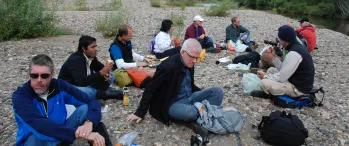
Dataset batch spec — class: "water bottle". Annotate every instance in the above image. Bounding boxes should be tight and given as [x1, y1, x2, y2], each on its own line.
[123, 87, 129, 106]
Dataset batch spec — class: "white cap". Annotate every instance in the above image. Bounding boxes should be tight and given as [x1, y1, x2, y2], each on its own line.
[193, 15, 204, 22]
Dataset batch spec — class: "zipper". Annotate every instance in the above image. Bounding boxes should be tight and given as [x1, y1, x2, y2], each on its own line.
[42, 101, 48, 117]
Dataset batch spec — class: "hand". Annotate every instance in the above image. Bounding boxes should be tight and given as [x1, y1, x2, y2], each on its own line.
[198, 34, 205, 40]
[144, 58, 153, 64]
[75, 121, 93, 139]
[103, 73, 111, 81]
[261, 47, 276, 64]
[257, 71, 265, 79]
[126, 114, 142, 124]
[170, 36, 177, 41]
[241, 34, 248, 41]
[87, 132, 105, 146]
[100, 62, 113, 76]
[136, 62, 147, 67]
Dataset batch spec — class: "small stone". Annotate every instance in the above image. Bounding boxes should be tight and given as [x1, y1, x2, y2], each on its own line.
[317, 127, 330, 134]
[172, 135, 180, 141]
[153, 142, 162, 146]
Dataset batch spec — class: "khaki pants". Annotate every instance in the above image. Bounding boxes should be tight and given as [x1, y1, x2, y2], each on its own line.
[260, 67, 304, 97]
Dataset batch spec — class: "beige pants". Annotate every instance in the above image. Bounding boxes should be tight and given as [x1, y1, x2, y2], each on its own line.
[260, 67, 304, 97]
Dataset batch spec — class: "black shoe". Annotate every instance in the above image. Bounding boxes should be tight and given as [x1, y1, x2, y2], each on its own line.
[206, 47, 218, 53]
[103, 89, 123, 100]
[188, 123, 209, 145]
[250, 90, 271, 99]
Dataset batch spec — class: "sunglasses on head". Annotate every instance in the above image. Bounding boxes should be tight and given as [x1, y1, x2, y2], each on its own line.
[29, 73, 51, 79]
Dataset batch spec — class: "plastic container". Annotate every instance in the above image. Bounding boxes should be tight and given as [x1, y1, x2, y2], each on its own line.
[115, 132, 139, 146]
[123, 87, 129, 106]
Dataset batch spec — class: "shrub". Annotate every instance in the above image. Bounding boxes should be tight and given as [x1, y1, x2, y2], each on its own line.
[168, 0, 197, 6]
[168, 13, 186, 37]
[74, 0, 88, 11]
[204, 2, 231, 17]
[96, 11, 129, 37]
[151, 0, 161, 7]
[0, 0, 63, 41]
[98, 0, 122, 11]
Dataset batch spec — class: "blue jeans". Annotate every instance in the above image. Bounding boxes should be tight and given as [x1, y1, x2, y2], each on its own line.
[199, 37, 214, 48]
[74, 71, 114, 99]
[168, 87, 223, 122]
[238, 32, 251, 44]
[24, 105, 88, 146]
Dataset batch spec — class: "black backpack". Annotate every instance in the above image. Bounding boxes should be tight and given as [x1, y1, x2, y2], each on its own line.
[258, 111, 308, 146]
[232, 52, 260, 68]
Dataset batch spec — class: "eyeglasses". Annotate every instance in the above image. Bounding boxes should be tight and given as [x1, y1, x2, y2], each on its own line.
[184, 51, 200, 61]
[29, 73, 51, 79]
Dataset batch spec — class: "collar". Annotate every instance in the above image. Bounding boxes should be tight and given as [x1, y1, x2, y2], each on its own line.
[83, 53, 93, 66]
[179, 54, 188, 72]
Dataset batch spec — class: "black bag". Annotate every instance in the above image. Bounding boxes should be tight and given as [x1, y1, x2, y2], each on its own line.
[232, 52, 260, 68]
[272, 87, 325, 109]
[258, 111, 308, 146]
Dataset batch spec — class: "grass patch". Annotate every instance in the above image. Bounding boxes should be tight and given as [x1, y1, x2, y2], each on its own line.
[168, 0, 197, 6]
[98, 0, 122, 11]
[204, 2, 233, 17]
[151, 0, 161, 7]
[168, 13, 186, 37]
[96, 11, 129, 37]
[0, 0, 66, 41]
[74, 0, 89, 11]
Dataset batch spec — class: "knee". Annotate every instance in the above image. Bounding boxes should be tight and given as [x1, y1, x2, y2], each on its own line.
[75, 104, 88, 117]
[183, 110, 199, 122]
[212, 87, 224, 99]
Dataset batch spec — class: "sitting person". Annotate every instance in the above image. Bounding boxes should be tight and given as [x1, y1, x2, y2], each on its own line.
[58, 35, 123, 100]
[225, 16, 251, 44]
[12, 54, 111, 146]
[295, 18, 317, 52]
[184, 15, 214, 49]
[109, 25, 155, 77]
[126, 38, 223, 124]
[153, 19, 181, 59]
[252, 25, 315, 98]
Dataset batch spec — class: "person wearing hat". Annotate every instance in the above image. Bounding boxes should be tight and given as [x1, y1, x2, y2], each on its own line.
[251, 25, 315, 98]
[184, 15, 214, 49]
[295, 18, 317, 52]
[225, 16, 251, 44]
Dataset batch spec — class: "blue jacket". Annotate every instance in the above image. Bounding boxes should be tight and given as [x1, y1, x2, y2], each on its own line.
[12, 78, 101, 146]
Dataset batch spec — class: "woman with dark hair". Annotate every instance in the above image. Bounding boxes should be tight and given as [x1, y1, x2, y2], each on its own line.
[154, 19, 181, 59]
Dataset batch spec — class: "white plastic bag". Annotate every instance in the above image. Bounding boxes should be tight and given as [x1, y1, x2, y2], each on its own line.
[117, 132, 138, 146]
[259, 44, 271, 55]
[235, 40, 249, 52]
[227, 63, 251, 71]
[242, 73, 262, 94]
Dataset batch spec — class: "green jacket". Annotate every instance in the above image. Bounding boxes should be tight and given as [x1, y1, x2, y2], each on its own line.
[225, 24, 250, 42]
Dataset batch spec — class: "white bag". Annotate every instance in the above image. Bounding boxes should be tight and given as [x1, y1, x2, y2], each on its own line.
[235, 40, 249, 52]
[242, 73, 262, 94]
[227, 63, 251, 71]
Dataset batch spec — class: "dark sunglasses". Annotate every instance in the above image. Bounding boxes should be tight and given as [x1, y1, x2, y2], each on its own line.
[29, 73, 51, 79]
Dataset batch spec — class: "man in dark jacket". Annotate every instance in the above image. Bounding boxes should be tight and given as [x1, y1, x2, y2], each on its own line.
[184, 15, 215, 49]
[58, 35, 123, 100]
[253, 25, 315, 98]
[12, 54, 111, 146]
[126, 38, 224, 125]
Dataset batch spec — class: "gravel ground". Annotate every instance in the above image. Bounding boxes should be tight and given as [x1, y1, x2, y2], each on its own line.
[1, 0, 349, 145]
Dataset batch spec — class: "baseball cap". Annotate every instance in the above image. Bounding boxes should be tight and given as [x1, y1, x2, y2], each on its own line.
[193, 15, 204, 22]
[298, 18, 309, 23]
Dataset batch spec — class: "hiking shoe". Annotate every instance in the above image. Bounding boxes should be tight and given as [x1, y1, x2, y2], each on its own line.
[206, 47, 218, 53]
[250, 90, 271, 99]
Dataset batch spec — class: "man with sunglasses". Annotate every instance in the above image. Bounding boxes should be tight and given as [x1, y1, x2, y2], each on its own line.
[126, 38, 224, 126]
[58, 35, 123, 100]
[12, 54, 112, 146]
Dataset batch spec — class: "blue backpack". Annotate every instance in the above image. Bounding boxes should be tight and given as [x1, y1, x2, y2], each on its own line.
[149, 34, 156, 54]
[272, 87, 325, 109]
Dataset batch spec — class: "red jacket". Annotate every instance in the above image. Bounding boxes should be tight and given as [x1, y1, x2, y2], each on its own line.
[296, 25, 317, 52]
[184, 23, 206, 40]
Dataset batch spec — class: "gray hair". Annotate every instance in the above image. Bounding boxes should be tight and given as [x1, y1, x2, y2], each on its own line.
[29, 54, 54, 73]
[181, 38, 202, 53]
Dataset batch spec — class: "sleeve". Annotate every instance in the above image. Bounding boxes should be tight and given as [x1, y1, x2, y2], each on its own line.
[272, 57, 283, 70]
[115, 59, 137, 69]
[62, 81, 102, 125]
[132, 50, 145, 62]
[295, 28, 302, 33]
[91, 58, 104, 73]
[67, 57, 104, 86]
[225, 26, 232, 41]
[184, 27, 192, 40]
[110, 45, 123, 61]
[240, 25, 250, 35]
[155, 33, 172, 51]
[134, 65, 168, 118]
[12, 90, 77, 143]
[265, 51, 303, 82]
